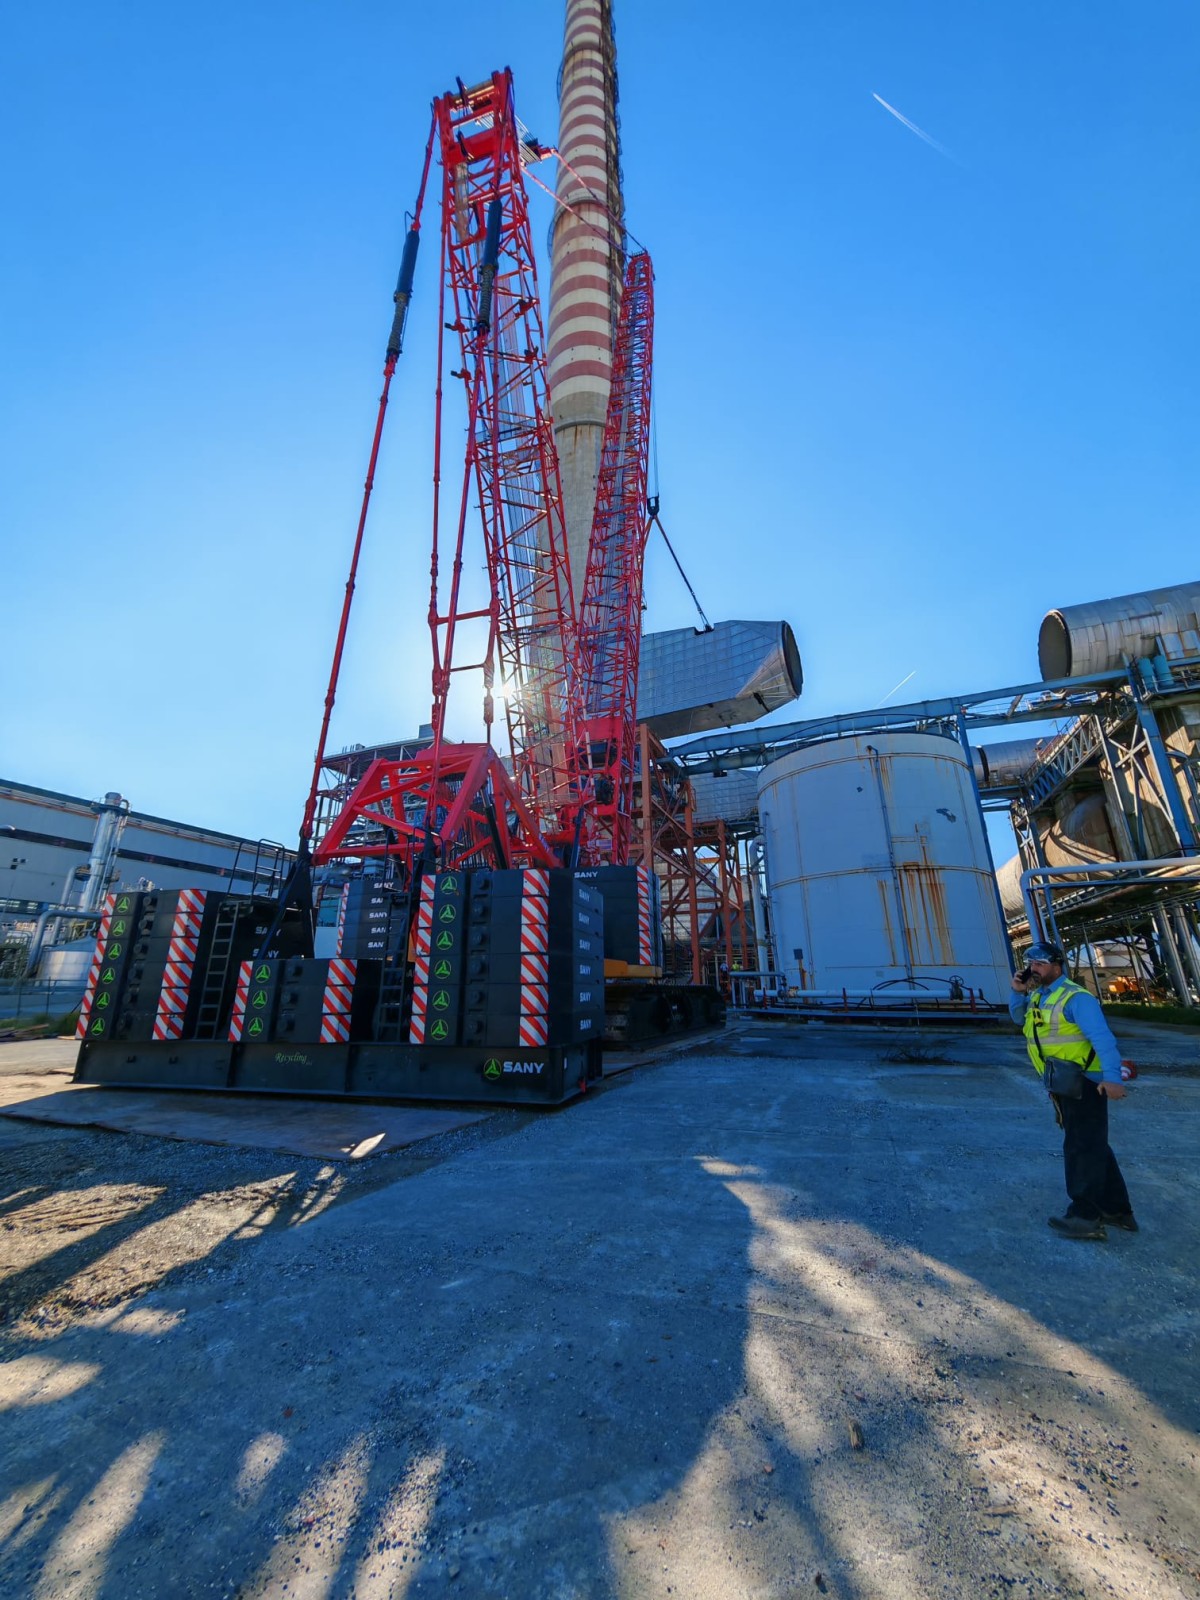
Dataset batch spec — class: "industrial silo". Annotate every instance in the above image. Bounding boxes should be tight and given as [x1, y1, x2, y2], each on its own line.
[757, 732, 1012, 1002]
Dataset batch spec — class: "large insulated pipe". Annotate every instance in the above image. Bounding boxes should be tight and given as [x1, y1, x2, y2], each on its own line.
[24, 885, 99, 979]
[548, 0, 624, 593]
[78, 792, 128, 915]
[1038, 581, 1200, 679]
[748, 836, 771, 977]
[1153, 908, 1193, 1006]
[1172, 907, 1200, 999]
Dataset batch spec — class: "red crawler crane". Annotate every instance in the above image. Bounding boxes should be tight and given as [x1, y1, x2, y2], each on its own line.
[312, 72, 592, 876]
[577, 250, 654, 865]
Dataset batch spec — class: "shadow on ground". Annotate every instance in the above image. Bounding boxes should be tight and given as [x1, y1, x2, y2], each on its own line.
[1, 1034, 1198, 1599]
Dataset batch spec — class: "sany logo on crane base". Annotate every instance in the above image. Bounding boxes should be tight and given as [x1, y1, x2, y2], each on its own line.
[483, 1057, 545, 1080]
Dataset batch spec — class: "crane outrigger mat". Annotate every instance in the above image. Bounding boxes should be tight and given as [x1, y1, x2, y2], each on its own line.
[75, 1040, 235, 1090]
[74, 1038, 601, 1107]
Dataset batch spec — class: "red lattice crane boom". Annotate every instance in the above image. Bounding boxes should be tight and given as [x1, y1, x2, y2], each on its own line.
[430, 72, 588, 837]
[313, 72, 593, 874]
[577, 250, 655, 865]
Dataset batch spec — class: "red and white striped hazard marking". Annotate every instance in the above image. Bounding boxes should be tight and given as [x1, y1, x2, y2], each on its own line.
[161, 957, 195, 990]
[326, 958, 355, 991]
[334, 882, 351, 957]
[154, 890, 208, 1041]
[408, 980, 428, 1043]
[175, 888, 206, 925]
[153, 988, 191, 1041]
[520, 983, 548, 1019]
[320, 1011, 351, 1044]
[637, 865, 654, 965]
[227, 960, 254, 1041]
[519, 952, 549, 986]
[515, 868, 551, 1046]
[519, 880, 549, 957]
[408, 878, 438, 1042]
[166, 929, 199, 964]
[518, 1014, 549, 1047]
[412, 876, 435, 958]
[320, 960, 355, 1045]
[77, 893, 117, 1038]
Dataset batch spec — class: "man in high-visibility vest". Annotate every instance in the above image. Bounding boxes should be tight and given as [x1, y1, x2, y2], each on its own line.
[1010, 940, 1136, 1240]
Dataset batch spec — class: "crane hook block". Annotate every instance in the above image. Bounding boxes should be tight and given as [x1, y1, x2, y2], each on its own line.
[474, 199, 503, 334]
[386, 228, 421, 360]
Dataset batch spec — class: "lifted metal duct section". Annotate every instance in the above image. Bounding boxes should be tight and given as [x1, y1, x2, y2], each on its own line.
[1039, 581, 1200, 679]
[638, 620, 802, 740]
[972, 739, 1046, 788]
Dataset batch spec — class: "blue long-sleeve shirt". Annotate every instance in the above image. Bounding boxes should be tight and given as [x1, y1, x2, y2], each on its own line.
[1008, 977, 1124, 1083]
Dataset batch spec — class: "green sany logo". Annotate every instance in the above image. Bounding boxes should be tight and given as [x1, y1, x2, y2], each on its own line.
[96, 992, 111, 1009]
[112, 919, 128, 936]
[90, 1018, 106, 1035]
[248, 1017, 265, 1037]
[251, 991, 268, 1009]
[100, 967, 117, 985]
[435, 931, 454, 950]
[431, 1019, 449, 1041]
[116, 896, 131, 912]
[440, 873, 460, 894]
[434, 959, 452, 978]
[483, 1058, 501, 1081]
[107, 943, 123, 960]
[438, 905, 457, 924]
[254, 964, 272, 983]
[432, 990, 450, 1011]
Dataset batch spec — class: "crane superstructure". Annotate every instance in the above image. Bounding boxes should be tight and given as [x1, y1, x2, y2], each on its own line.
[310, 68, 654, 882]
[314, 72, 600, 875]
[71, 56, 728, 1113]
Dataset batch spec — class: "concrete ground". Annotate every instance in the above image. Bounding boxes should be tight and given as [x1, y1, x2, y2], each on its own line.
[1, 1018, 1198, 1600]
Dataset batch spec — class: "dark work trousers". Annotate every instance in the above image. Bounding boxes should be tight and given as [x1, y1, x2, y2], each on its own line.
[1053, 1078, 1132, 1220]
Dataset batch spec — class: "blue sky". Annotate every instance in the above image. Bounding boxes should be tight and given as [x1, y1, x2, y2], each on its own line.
[3, 1, 1197, 846]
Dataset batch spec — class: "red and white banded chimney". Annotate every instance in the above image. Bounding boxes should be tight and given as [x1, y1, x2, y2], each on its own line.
[548, 0, 625, 593]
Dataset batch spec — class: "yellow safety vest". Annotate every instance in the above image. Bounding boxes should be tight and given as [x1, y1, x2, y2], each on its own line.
[1022, 978, 1100, 1078]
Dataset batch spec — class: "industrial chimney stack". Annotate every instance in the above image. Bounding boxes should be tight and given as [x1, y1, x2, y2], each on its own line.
[548, 0, 625, 593]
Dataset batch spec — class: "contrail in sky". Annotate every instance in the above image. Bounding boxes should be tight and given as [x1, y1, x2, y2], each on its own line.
[872, 92, 955, 161]
[880, 670, 916, 704]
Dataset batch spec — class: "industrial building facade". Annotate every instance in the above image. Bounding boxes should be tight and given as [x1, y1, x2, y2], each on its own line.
[0, 777, 293, 981]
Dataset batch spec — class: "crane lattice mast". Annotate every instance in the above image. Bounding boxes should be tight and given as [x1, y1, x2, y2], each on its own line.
[577, 250, 654, 865]
[314, 72, 592, 873]
[429, 72, 590, 838]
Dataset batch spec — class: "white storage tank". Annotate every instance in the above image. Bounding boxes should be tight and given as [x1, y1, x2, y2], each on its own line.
[758, 732, 1012, 1002]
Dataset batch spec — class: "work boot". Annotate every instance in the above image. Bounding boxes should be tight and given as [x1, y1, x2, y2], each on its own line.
[1101, 1211, 1139, 1232]
[1048, 1214, 1107, 1240]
